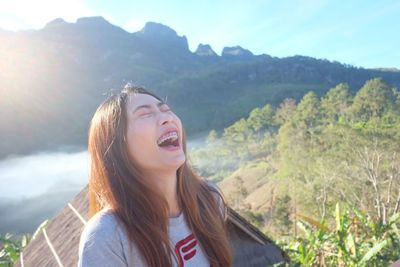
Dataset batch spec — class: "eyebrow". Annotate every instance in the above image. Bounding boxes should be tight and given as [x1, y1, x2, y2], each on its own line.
[132, 101, 167, 114]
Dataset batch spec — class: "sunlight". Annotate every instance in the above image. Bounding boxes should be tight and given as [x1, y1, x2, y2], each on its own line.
[0, 0, 93, 31]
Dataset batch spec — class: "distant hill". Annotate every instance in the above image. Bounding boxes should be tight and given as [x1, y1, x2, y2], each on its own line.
[1, 16, 399, 159]
[189, 76, 399, 231]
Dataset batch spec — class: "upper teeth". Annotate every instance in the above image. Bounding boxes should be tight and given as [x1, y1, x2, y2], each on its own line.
[157, 131, 178, 145]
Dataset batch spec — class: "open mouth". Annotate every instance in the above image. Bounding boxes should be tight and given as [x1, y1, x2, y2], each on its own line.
[157, 131, 180, 149]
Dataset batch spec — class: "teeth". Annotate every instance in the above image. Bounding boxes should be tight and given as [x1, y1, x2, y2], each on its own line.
[157, 131, 178, 145]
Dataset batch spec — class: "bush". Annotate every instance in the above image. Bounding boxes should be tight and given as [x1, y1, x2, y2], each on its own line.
[275, 203, 400, 266]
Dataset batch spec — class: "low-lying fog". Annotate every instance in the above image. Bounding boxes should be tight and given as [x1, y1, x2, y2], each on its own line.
[0, 151, 88, 235]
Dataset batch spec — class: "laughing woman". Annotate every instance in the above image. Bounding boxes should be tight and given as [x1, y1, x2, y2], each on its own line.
[78, 84, 233, 267]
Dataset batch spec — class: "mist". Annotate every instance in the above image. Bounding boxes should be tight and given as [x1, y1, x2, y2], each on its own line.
[0, 150, 88, 235]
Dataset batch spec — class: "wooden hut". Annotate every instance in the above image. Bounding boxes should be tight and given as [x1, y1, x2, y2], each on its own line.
[14, 186, 289, 267]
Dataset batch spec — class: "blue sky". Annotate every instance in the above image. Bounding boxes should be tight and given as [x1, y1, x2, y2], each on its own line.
[0, 0, 398, 68]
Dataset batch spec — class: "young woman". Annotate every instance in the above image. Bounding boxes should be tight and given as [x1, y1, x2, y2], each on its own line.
[78, 84, 233, 267]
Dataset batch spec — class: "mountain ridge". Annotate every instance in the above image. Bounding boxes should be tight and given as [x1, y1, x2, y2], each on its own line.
[0, 16, 399, 159]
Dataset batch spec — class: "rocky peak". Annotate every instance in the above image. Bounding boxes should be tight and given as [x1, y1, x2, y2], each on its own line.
[76, 16, 111, 26]
[73, 16, 128, 35]
[42, 16, 126, 34]
[139, 22, 178, 38]
[44, 18, 68, 28]
[135, 22, 189, 51]
[222, 46, 254, 58]
[39, 16, 128, 46]
[195, 44, 217, 56]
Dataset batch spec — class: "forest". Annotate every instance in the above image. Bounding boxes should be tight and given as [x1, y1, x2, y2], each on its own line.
[191, 77, 400, 266]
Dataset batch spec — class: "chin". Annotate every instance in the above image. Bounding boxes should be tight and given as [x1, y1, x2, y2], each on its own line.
[168, 156, 186, 170]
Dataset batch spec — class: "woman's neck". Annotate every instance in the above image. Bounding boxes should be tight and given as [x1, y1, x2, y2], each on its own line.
[146, 170, 181, 217]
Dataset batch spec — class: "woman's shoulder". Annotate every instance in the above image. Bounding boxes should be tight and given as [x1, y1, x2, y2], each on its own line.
[79, 209, 126, 252]
[78, 208, 130, 266]
[81, 208, 122, 239]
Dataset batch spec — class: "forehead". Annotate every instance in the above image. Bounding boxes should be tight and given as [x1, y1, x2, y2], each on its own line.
[126, 93, 161, 110]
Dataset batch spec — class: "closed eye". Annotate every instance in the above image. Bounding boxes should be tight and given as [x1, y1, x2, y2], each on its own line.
[140, 111, 154, 117]
[135, 103, 171, 118]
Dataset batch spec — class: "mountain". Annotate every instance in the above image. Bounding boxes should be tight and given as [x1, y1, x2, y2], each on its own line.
[195, 44, 217, 57]
[0, 16, 399, 159]
[222, 46, 254, 58]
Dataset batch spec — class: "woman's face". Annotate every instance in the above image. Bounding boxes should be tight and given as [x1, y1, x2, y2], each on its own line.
[125, 93, 186, 174]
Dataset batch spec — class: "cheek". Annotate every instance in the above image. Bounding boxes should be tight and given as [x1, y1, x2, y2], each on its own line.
[174, 115, 183, 135]
[126, 120, 156, 159]
[173, 114, 182, 128]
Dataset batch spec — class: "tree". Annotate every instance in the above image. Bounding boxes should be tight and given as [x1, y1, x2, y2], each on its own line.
[321, 83, 351, 124]
[222, 118, 252, 159]
[273, 194, 293, 234]
[294, 91, 321, 129]
[350, 78, 396, 122]
[206, 129, 218, 144]
[247, 104, 274, 132]
[274, 98, 297, 125]
[229, 176, 248, 208]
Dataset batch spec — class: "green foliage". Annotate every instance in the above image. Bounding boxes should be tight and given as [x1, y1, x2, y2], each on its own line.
[321, 83, 351, 123]
[274, 98, 297, 125]
[350, 78, 397, 122]
[0, 234, 28, 266]
[294, 91, 321, 128]
[237, 209, 265, 228]
[223, 118, 251, 146]
[273, 195, 293, 234]
[247, 104, 274, 132]
[0, 220, 48, 266]
[228, 176, 249, 208]
[206, 129, 218, 144]
[190, 77, 400, 265]
[276, 203, 400, 267]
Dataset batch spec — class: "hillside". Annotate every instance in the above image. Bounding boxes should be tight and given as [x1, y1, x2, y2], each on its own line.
[190, 78, 400, 239]
[188, 77, 400, 265]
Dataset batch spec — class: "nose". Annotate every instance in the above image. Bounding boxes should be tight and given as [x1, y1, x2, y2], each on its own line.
[159, 110, 174, 125]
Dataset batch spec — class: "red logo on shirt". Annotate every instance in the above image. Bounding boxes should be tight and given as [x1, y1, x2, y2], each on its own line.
[175, 234, 198, 266]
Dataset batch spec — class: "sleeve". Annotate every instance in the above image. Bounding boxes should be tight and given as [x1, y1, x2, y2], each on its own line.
[78, 211, 128, 267]
[205, 179, 228, 221]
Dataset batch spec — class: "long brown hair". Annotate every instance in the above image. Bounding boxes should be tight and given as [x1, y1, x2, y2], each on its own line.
[88, 84, 233, 267]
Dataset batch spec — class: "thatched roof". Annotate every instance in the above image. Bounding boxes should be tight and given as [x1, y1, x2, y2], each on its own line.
[14, 186, 289, 267]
